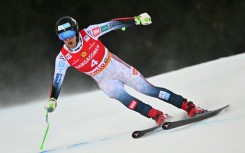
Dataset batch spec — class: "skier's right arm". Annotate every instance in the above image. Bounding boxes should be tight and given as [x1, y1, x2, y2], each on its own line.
[45, 52, 70, 113]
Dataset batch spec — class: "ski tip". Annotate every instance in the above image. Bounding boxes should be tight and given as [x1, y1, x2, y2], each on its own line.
[132, 131, 144, 138]
[162, 122, 171, 129]
[222, 104, 230, 111]
[218, 104, 230, 111]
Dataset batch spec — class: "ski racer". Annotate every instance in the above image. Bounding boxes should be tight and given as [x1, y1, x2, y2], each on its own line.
[44, 13, 205, 125]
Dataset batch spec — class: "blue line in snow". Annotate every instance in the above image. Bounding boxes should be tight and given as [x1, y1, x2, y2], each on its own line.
[67, 141, 90, 148]
[99, 137, 111, 142]
[38, 148, 56, 153]
[38, 137, 114, 152]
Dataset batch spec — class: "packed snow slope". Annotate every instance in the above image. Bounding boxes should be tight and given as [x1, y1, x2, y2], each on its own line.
[0, 53, 245, 153]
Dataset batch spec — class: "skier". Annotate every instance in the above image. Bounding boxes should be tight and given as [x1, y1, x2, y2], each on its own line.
[44, 13, 205, 125]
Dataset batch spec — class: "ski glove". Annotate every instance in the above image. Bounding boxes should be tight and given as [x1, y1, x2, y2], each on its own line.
[44, 98, 57, 113]
[135, 13, 152, 25]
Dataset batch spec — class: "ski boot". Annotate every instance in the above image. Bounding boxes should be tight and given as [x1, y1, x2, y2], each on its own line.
[148, 108, 169, 125]
[181, 100, 206, 117]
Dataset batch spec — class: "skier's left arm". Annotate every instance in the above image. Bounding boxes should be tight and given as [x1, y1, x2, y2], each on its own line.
[85, 13, 152, 39]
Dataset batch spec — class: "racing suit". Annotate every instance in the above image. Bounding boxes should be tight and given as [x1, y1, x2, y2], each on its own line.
[50, 17, 185, 117]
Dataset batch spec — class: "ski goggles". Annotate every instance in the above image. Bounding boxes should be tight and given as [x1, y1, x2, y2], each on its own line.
[58, 30, 76, 41]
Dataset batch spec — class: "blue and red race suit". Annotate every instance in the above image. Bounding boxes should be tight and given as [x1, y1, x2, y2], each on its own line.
[50, 17, 185, 117]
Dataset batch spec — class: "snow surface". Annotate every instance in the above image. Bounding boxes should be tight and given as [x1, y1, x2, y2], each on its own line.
[0, 53, 245, 153]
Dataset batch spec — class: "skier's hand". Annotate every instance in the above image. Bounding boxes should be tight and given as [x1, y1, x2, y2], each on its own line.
[44, 98, 57, 113]
[135, 13, 152, 25]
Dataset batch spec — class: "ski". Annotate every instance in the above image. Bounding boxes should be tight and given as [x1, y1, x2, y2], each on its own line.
[162, 104, 229, 130]
[132, 104, 229, 138]
[132, 124, 162, 138]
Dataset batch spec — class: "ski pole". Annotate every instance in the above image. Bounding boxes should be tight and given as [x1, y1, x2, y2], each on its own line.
[40, 111, 50, 150]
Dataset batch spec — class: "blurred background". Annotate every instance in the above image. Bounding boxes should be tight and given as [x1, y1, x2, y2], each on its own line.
[0, 0, 244, 107]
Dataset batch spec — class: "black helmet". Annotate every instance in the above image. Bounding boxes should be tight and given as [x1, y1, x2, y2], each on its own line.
[55, 16, 79, 37]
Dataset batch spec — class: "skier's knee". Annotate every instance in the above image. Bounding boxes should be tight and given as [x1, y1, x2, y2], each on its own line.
[103, 87, 125, 99]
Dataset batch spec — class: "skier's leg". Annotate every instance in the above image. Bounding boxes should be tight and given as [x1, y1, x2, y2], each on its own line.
[95, 79, 166, 125]
[95, 79, 151, 117]
[109, 54, 185, 108]
[127, 72, 185, 108]
[110, 54, 185, 108]
[96, 54, 204, 117]
[124, 70, 206, 116]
